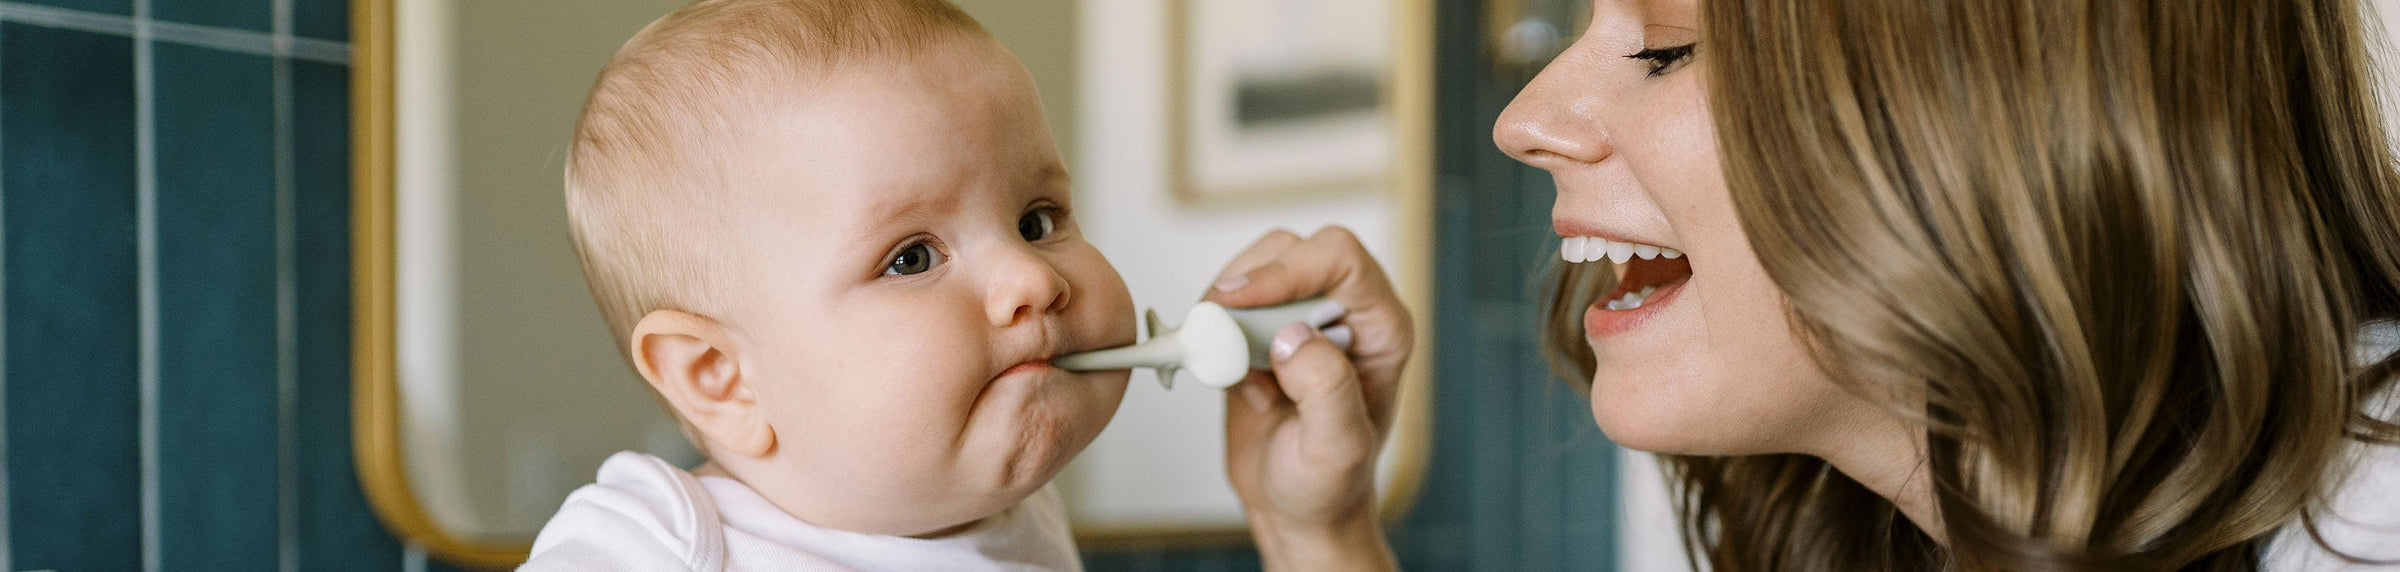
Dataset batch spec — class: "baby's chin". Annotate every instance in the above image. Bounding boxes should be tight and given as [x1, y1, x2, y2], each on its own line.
[963, 366, 1127, 487]
[818, 371, 1124, 537]
[1025, 368, 1128, 462]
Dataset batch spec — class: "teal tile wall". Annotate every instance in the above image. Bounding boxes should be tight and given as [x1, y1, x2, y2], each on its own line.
[290, 0, 337, 41]
[0, 1, 419, 570]
[290, 57, 403, 568]
[0, 1, 1621, 570]
[11, 0, 125, 17]
[4, 21, 143, 572]
[151, 41, 279, 570]
[152, 0, 267, 32]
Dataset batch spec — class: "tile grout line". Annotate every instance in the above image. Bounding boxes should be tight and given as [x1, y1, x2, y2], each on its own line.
[403, 541, 429, 572]
[272, 0, 301, 569]
[0, 2, 349, 65]
[0, 15, 10, 572]
[134, 0, 160, 568]
[0, 2, 131, 36]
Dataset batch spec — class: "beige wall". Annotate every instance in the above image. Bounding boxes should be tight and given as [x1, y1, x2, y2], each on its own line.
[453, 0, 707, 535]
[410, 0, 695, 538]
[954, 0, 1080, 166]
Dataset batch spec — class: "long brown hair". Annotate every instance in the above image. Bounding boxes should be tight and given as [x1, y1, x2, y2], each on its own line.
[1544, 0, 2400, 568]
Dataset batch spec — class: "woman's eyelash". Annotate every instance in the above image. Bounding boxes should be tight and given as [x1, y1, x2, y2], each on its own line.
[1627, 43, 1697, 77]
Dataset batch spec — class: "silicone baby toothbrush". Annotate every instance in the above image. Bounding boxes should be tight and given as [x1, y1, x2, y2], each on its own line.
[1053, 298, 1352, 389]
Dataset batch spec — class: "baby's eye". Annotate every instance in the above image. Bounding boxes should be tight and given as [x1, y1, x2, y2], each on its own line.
[884, 242, 944, 276]
[1018, 209, 1059, 242]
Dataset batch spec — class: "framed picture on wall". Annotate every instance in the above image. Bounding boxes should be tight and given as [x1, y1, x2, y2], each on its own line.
[1169, 0, 1396, 204]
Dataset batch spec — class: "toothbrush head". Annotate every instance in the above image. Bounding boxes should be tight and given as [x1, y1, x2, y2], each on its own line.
[1175, 302, 1250, 389]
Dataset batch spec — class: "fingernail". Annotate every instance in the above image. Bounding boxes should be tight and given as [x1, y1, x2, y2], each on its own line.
[1213, 272, 1250, 293]
[1270, 322, 1313, 363]
[1321, 324, 1354, 351]
[1305, 299, 1349, 328]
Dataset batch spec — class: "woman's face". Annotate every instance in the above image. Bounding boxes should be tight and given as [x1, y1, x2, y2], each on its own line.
[1496, 0, 1878, 456]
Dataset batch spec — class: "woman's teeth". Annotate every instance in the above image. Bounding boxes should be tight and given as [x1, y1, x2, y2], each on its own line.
[1602, 286, 1659, 311]
[1559, 236, 1680, 264]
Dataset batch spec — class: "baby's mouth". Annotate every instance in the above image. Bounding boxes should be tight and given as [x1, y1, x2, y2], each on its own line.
[998, 359, 1057, 379]
[996, 337, 1112, 381]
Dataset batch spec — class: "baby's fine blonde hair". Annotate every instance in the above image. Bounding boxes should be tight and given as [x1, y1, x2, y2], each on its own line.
[565, 0, 982, 348]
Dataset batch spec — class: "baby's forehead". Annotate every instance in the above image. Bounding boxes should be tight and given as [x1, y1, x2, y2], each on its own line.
[733, 149, 1066, 231]
[712, 70, 1054, 211]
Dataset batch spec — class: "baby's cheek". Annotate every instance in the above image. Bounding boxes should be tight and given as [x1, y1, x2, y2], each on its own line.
[1065, 250, 1138, 342]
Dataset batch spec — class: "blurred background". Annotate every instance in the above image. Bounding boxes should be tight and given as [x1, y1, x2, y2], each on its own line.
[38, 0, 2395, 570]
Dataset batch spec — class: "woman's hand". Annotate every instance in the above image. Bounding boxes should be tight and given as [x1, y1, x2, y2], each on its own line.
[1206, 226, 1410, 572]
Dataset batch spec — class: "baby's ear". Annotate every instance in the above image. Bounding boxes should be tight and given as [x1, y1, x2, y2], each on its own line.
[629, 310, 775, 458]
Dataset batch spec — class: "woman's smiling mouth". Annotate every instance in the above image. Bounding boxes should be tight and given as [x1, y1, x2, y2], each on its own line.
[1562, 234, 1695, 338]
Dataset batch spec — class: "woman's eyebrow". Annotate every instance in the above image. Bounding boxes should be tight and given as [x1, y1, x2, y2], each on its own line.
[1636, 0, 1698, 28]
[1642, 24, 1699, 45]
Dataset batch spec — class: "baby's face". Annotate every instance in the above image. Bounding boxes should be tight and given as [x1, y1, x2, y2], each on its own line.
[713, 35, 1134, 535]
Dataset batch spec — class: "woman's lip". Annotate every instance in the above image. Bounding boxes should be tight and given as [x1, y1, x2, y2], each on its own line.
[1583, 277, 1690, 339]
[1553, 219, 1667, 249]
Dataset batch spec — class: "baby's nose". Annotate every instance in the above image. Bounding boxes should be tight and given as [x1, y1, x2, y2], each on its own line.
[985, 247, 1073, 327]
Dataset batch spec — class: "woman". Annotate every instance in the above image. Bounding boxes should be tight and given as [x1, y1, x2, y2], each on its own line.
[1211, 0, 2400, 569]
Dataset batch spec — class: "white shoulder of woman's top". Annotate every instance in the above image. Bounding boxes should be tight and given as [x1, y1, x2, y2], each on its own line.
[2358, 320, 2399, 367]
[2260, 321, 2400, 570]
[519, 451, 727, 572]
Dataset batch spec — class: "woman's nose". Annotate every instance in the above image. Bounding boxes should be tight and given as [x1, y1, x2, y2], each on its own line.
[1494, 52, 1615, 168]
[985, 244, 1074, 328]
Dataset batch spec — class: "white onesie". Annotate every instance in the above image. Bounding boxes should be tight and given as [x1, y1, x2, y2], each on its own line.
[519, 452, 1083, 572]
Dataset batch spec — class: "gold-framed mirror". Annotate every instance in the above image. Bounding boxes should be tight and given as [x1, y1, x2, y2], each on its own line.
[351, 0, 1435, 566]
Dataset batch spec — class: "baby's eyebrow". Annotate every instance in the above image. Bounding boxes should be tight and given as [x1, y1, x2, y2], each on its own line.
[870, 197, 940, 229]
[1026, 163, 1070, 189]
[848, 196, 943, 251]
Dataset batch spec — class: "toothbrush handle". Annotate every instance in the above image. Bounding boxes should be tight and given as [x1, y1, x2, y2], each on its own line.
[1050, 299, 1351, 389]
[1225, 298, 1348, 369]
[1052, 338, 1183, 371]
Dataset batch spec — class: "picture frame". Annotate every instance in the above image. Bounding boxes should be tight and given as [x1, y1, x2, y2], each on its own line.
[1168, 0, 1399, 204]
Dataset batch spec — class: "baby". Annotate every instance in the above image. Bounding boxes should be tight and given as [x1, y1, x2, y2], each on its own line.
[522, 0, 1137, 569]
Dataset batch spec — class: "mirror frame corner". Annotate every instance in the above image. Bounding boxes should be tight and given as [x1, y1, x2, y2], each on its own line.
[349, 0, 534, 567]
